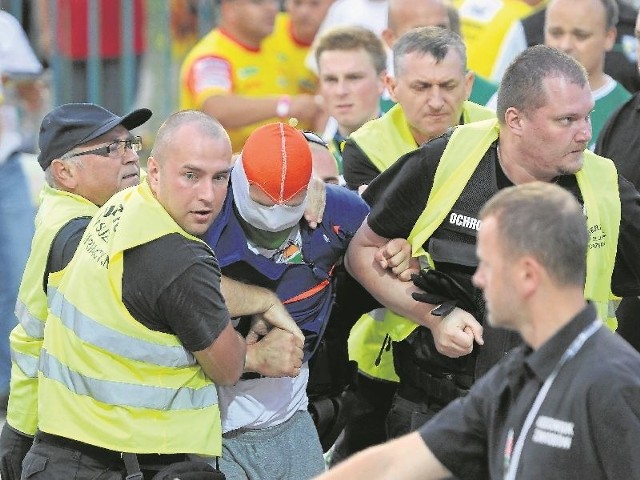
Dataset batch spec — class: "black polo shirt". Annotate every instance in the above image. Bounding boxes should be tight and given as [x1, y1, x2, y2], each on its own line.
[419, 303, 640, 479]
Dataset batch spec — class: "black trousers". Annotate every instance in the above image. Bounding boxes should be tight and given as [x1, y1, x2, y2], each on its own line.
[329, 372, 397, 465]
[0, 424, 33, 480]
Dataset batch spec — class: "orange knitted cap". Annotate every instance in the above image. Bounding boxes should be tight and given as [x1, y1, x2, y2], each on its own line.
[241, 123, 312, 203]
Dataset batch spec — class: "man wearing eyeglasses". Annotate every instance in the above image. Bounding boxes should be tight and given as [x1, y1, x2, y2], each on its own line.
[0, 103, 150, 480]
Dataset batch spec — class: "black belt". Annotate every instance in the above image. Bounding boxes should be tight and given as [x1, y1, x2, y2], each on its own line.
[35, 431, 187, 468]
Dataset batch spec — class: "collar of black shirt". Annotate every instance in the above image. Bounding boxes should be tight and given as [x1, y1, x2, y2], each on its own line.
[523, 302, 598, 382]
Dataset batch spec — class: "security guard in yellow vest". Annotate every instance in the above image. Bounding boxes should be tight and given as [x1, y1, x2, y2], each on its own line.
[344, 46, 640, 440]
[21, 111, 304, 479]
[0, 103, 151, 480]
[344, 96, 494, 384]
[343, 27, 495, 192]
[331, 27, 495, 465]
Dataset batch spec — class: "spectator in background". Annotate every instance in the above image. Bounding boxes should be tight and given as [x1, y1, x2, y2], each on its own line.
[179, 0, 322, 153]
[491, 1, 640, 92]
[264, 0, 335, 99]
[169, 0, 200, 59]
[306, 0, 389, 73]
[544, 0, 630, 149]
[381, 0, 499, 110]
[595, 7, 640, 352]
[315, 26, 387, 176]
[0, 9, 44, 412]
[36, 0, 146, 115]
[451, 0, 546, 79]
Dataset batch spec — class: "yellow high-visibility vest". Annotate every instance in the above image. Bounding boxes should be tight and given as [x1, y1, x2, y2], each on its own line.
[348, 102, 495, 382]
[388, 119, 620, 343]
[8, 185, 97, 436]
[39, 181, 223, 455]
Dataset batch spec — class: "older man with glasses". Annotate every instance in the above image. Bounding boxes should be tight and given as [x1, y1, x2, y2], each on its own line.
[0, 103, 151, 480]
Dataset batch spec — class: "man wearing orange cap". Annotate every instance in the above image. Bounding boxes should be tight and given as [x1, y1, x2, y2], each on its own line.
[203, 122, 389, 479]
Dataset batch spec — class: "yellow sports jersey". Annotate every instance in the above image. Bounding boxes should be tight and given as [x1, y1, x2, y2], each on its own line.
[263, 12, 318, 96]
[453, 0, 544, 77]
[179, 28, 292, 152]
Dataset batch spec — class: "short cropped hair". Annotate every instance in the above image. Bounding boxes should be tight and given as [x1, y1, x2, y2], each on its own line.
[151, 110, 228, 162]
[496, 45, 588, 125]
[315, 25, 387, 75]
[599, 0, 619, 29]
[393, 26, 466, 77]
[480, 182, 588, 287]
[547, 0, 618, 29]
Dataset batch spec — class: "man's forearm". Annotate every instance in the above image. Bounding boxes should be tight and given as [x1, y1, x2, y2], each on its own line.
[202, 94, 281, 129]
[220, 276, 304, 341]
[314, 432, 450, 480]
[220, 276, 277, 317]
[344, 226, 440, 330]
[202, 93, 321, 130]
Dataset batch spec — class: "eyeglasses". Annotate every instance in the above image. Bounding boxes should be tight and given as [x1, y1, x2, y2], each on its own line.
[63, 136, 143, 159]
[302, 131, 329, 150]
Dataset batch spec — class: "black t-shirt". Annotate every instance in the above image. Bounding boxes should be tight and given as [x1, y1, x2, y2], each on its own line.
[121, 234, 229, 352]
[46, 217, 92, 289]
[364, 132, 640, 297]
[48, 223, 228, 352]
[342, 138, 392, 191]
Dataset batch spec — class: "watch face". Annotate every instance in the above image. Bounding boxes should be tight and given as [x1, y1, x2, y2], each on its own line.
[276, 96, 291, 118]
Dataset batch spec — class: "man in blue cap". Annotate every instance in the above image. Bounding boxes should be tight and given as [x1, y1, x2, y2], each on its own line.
[0, 102, 152, 480]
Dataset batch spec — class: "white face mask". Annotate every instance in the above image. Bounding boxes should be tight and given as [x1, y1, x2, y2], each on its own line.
[231, 157, 307, 233]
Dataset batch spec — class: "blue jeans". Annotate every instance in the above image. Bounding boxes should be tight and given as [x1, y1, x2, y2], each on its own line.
[0, 153, 35, 397]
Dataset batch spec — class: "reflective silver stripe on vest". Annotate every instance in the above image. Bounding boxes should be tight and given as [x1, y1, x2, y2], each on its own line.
[40, 349, 218, 410]
[48, 287, 196, 368]
[608, 299, 620, 319]
[15, 299, 45, 339]
[10, 349, 39, 378]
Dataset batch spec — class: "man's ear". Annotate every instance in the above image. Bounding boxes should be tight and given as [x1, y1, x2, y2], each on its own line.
[146, 156, 160, 189]
[517, 256, 542, 299]
[381, 28, 396, 49]
[385, 74, 399, 103]
[50, 159, 78, 190]
[604, 26, 616, 53]
[504, 107, 525, 138]
[463, 70, 475, 101]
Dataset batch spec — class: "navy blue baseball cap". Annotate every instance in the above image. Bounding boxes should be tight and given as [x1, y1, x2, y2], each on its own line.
[37, 103, 152, 170]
